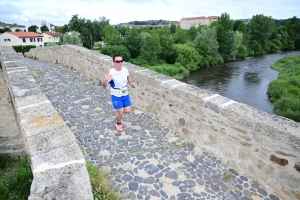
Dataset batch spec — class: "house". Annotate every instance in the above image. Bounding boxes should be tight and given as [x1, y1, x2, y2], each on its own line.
[180, 16, 218, 29]
[41, 31, 64, 43]
[0, 32, 44, 46]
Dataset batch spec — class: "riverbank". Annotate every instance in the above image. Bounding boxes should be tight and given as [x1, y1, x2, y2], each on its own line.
[268, 54, 300, 122]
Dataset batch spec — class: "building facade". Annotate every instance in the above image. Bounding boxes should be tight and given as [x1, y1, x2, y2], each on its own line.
[0, 32, 44, 46]
[180, 16, 218, 29]
[41, 32, 64, 43]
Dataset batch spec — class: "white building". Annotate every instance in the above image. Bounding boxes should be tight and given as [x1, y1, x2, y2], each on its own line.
[25, 20, 51, 32]
[41, 31, 64, 43]
[180, 16, 218, 29]
[0, 32, 44, 46]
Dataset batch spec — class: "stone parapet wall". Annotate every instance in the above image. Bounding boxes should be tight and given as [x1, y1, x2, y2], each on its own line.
[0, 46, 93, 200]
[29, 45, 300, 200]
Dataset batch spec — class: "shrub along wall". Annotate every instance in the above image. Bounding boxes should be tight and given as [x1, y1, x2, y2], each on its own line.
[29, 45, 300, 200]
[12, 45, 36, 53]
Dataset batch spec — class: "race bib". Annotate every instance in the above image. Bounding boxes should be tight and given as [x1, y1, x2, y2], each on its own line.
[120, 86, 128, 95]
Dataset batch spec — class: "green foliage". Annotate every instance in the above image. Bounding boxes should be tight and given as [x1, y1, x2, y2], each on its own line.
[266, 39, 282, 53]
[12, 45, 36, 53]
[28, 25, 38, 33]
[188, 26, 198, 41]
[68, 14, 110, 48]
[124, 28, 141, 58]
[247, 14, 275, 52]
[250, 40, 265, 55]
[217, 12, 234, 31]
[140, 31, 161, 64]
[44, 42, 60, 46]
[103, 25, 123, 46]
[86, 162, 121, 200]
[268, 55, 300, 122]
[100, 45, 131, 61]
[0, 155, 33, 200]
[285, 16, 300, 49]
[62, 31, 83, 46]
[170, 24, 176, 34]
[0, 154, 9, 169]
[224, 173, 233, 179]
[194, 26, 222, 65]
[148, 63, 189, 79]
[173, 28, 189, 44]
[236, 44, 248, 60]
[155, 26, 176, 64]
[174, 44, 202, 70]
[40, 25, 49, 32]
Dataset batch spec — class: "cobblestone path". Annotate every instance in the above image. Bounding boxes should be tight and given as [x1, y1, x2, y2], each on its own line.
[24, 57, 280, 200]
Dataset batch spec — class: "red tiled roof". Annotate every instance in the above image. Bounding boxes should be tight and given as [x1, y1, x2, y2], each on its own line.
[8, 32, 43, 38]
[184, 16, 219, 20]
[43, 31, 64, 37]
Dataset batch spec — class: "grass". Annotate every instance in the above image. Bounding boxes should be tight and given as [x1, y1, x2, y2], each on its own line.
[86, 162, 121, 200]
[268, 55, 300, 122]
[0, 154, 33, 200]
[224, 173, 233, 179]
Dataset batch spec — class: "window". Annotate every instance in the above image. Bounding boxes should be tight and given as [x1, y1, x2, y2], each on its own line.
[30, 38, 32, 42]
[23, 38, 26, 43]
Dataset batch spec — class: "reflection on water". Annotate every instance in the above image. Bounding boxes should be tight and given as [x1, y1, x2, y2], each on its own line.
[180, 51, 300, 114]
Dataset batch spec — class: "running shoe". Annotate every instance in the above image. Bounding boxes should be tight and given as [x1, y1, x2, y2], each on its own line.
[116, 123, 124, 132]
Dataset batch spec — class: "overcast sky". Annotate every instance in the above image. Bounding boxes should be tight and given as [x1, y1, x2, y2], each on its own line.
[1, 0, 300, 26]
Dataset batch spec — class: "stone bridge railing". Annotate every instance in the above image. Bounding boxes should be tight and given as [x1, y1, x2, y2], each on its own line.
[28, 45, 300, 200]
[0, 46, 93, 199]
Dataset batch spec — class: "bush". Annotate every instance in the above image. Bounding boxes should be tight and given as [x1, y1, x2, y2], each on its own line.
[0, 155, 33, 200]
[100, 45, 131, 61]
[0, 154, 9, 169]
[12, 45, 36, 53]
[149, 63, 189, 79]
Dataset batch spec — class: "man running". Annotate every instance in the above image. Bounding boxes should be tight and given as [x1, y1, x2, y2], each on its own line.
[102, 54, 135, 132]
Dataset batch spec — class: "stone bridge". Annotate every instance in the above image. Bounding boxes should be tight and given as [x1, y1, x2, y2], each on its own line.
[0, 45, 299, 200]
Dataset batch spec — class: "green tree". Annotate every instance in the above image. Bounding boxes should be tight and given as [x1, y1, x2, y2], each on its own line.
[101, 45, 131, 61]
[140, 31, 161, 64]
[103, 25, 122, 45]
[247, 14, 275, 53]
[188, 26, 198, 41]
[124, 28, 141, 58]
[173, 44, 202, 71]
[216, 13, 237, 61]
[15, 29, 21, 32]
[40, 25, 49, 32]
[233, 20, 243, 31]
[62, 31, 83, 46]
[194, 26, 222, 65]
[217, 12, 234, 31]
[285, 16, 300, 49]
[28, 25, 38, 32]
[155, 26, 176, 63]
[173, 28, 189, 44]
[170, 24, 176, 34]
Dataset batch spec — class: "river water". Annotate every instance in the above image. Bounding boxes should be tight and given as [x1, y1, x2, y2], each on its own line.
[180, 51, 300, 114]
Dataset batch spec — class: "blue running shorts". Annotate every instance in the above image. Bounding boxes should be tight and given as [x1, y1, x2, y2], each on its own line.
[111, 94, 131, 109]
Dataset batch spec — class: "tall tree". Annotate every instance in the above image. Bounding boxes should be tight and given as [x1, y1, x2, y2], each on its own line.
[247, 14, 275, 53]
[188, 26, 198, 41]
[170, 24, 176, 34]
[285, 16, 300, 49]
[155, 26, 176, 63]
[28, 25, 38, 33]
[124, 28, 141, 58]
[40, 25, 49, 32]
[216, 13, 237, 61]
[140, 31, 161, 64]
[103, 25, 122, 45]
[173, 27, 189, 44]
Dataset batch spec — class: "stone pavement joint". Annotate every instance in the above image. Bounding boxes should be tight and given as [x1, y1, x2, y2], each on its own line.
[24, 58, 280, 200]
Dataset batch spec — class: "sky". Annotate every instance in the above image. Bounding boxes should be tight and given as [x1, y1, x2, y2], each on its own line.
[1, 0, 300, 26]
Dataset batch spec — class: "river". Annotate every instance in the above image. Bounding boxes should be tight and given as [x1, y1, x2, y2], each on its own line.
[180, 51, 300, 114]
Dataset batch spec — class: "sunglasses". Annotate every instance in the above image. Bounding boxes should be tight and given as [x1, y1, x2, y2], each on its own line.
[114, 60, 123, 63]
